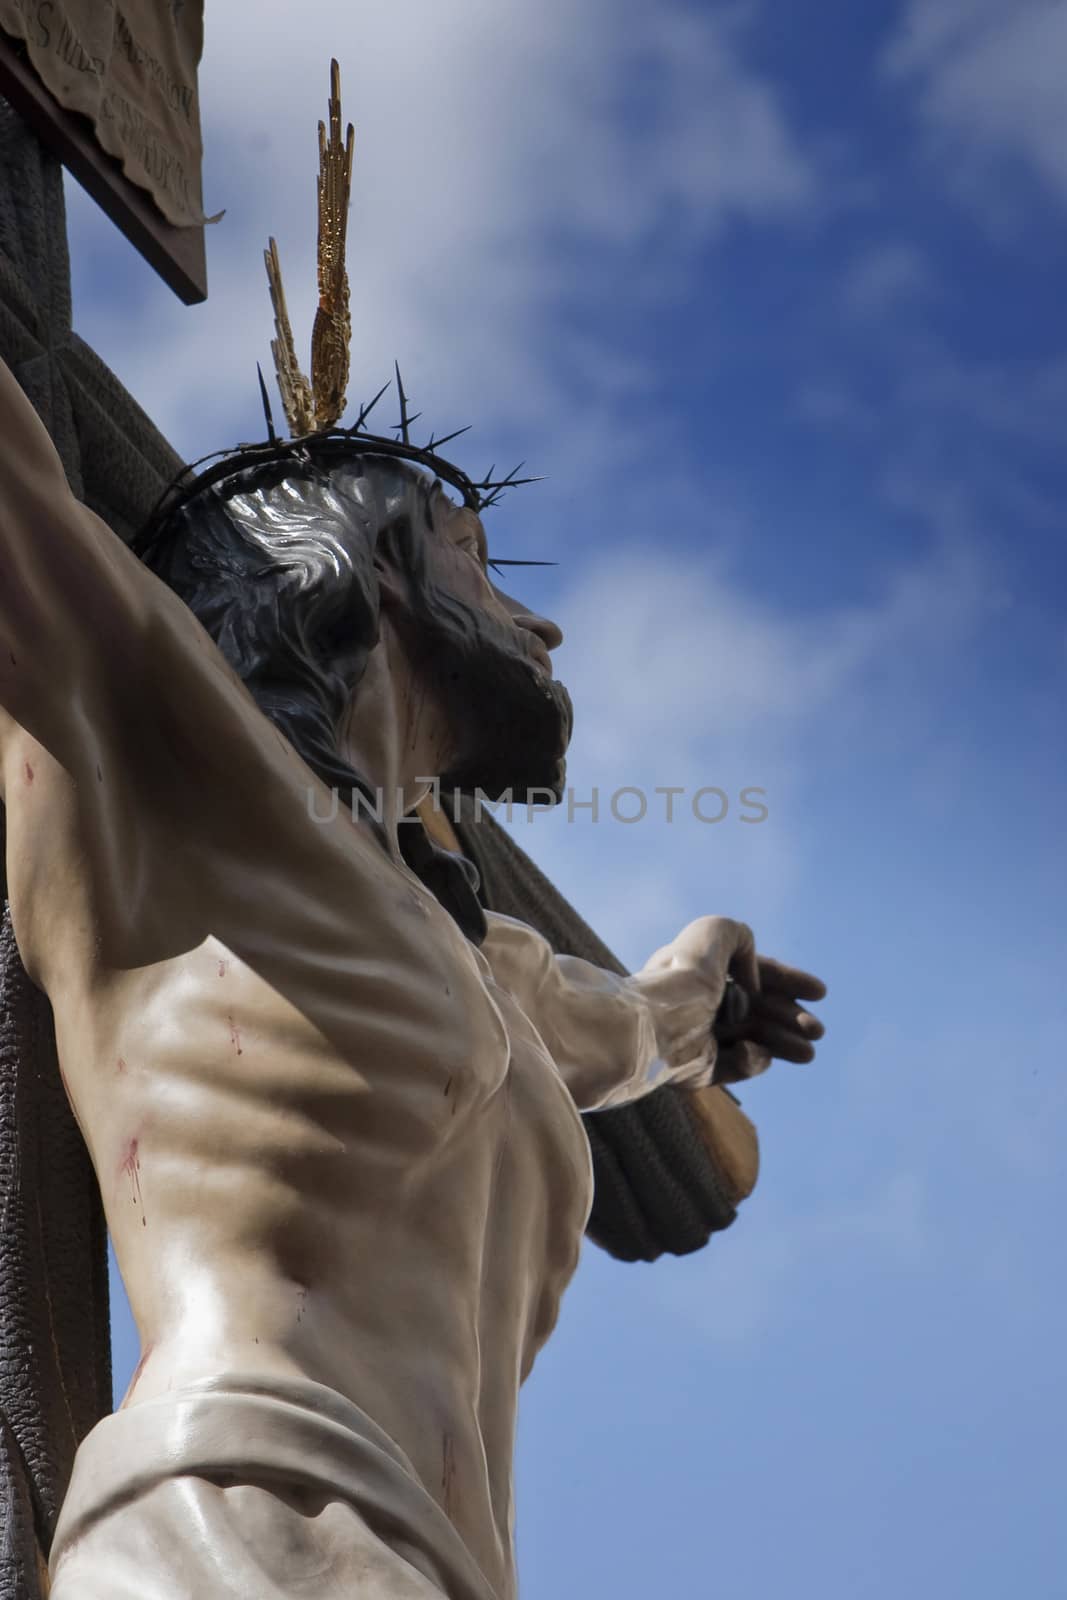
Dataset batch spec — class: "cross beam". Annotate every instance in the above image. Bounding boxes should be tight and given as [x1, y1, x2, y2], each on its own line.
[0, 32, 206, 303]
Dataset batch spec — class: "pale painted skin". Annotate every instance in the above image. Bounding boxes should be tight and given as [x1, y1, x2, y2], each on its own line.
[0, 358, 824, 1596]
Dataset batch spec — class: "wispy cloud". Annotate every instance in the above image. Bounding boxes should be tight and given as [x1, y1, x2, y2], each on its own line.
[554, 531, 997, 764]
[885, 0, 1067, 217]
[510, 524, 1000, 966]
[66, 0, 818, 470]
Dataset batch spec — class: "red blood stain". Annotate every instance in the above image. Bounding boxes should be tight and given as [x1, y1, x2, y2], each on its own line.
[23, 762, 33, 785]
[120, 1138, 146, 1226]
[228, 1015, 243, 1055]
[119, 1341, 154, 1408]
[218, 959, 229, 978]
[130, 1343, 153, 1385]
[116, 1057, 128, 1074]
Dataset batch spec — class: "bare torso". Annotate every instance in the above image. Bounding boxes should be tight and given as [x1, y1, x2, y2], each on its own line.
[0, 689, 593, 1597]
[0, 350, 816, 1600]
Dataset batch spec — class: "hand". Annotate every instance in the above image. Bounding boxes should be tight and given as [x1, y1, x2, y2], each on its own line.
[712, 955, 826, 1085]
[635, 917, 762, 1082]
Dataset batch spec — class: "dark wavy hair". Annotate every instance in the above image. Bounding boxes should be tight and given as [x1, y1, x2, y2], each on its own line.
[137, 444, 487, 939]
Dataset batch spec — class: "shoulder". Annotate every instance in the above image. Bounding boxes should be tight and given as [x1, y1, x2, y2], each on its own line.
[481, 912, 555, 983]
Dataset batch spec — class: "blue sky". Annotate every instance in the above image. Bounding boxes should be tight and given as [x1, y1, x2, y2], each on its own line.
[65, 2, 1066, 1595]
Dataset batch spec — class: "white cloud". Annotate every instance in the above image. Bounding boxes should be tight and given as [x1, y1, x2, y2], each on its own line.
[553, 532, 995, 772]
[500, 525, 1000, 967]
[885, 0, 1067, 213]
[65, 0, 817, 466]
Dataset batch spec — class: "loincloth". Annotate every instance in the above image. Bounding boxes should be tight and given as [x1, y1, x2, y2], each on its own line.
[48, 1373, 501, 1599]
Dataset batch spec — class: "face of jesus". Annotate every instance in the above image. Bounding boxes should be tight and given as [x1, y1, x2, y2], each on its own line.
[382, 484, 574, 804]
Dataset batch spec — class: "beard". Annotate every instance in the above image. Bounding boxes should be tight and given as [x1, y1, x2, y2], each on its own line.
[403, 600, 574, 805]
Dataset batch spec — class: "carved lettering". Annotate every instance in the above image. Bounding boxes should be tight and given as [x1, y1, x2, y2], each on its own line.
[0, 0, 209, 226]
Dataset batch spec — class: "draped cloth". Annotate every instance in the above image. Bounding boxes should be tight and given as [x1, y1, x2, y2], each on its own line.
[49, 1376, 499, 1600]
[0, 91, 754, 1597]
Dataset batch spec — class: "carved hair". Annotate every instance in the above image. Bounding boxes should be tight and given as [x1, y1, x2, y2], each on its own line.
[139, 448, 486, 937]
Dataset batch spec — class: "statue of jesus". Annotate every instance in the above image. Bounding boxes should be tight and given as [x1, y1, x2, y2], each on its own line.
[0, 65, 824, 1600]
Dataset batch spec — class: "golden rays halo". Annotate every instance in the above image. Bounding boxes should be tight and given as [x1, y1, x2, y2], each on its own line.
[265, 59, 354, 435]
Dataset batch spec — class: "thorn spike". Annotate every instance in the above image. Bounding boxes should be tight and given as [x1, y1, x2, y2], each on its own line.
[423, 424, 472, 452]
[256, 362, 277, 443]
[353, 379, 390, 431]
[394, 361, 414, 445]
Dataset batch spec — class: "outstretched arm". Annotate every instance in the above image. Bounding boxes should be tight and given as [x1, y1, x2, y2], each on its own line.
[0, 356, 156, 762]
[482, 911, 824, 1113]
[0, 357, 286, 821]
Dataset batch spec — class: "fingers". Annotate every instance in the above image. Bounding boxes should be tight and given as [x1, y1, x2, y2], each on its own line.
[742, 1018, 816, 1064]
[713, 1039, 773, 1086]
[756, 956, 827, 1002]
[646, 926, 825, 1076]
[697, 945, 826, 1080]
[715, 990, 824, 1066]
[751, 990, 825, 1041]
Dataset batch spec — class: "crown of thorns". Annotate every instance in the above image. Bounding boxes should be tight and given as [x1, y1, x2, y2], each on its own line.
[136, 398, 547, 575]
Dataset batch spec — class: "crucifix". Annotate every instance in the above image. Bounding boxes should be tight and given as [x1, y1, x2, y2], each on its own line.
[0, 20, 783, 1597]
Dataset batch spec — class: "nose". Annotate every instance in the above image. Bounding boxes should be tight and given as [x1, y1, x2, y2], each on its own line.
[494, 584, 564, 653]
[516, 607, 564, 654]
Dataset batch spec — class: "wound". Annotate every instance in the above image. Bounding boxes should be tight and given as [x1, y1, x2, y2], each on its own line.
[116, 1057, 128, 1075]
[128, 1341, 153, 1389]
[228, 1015, 243, 1056]
[218, 959, 229, 978]
[120, 1138, 146, 1225]
[119, 1341, 154, 1408]
[23, 762, 33, 785]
